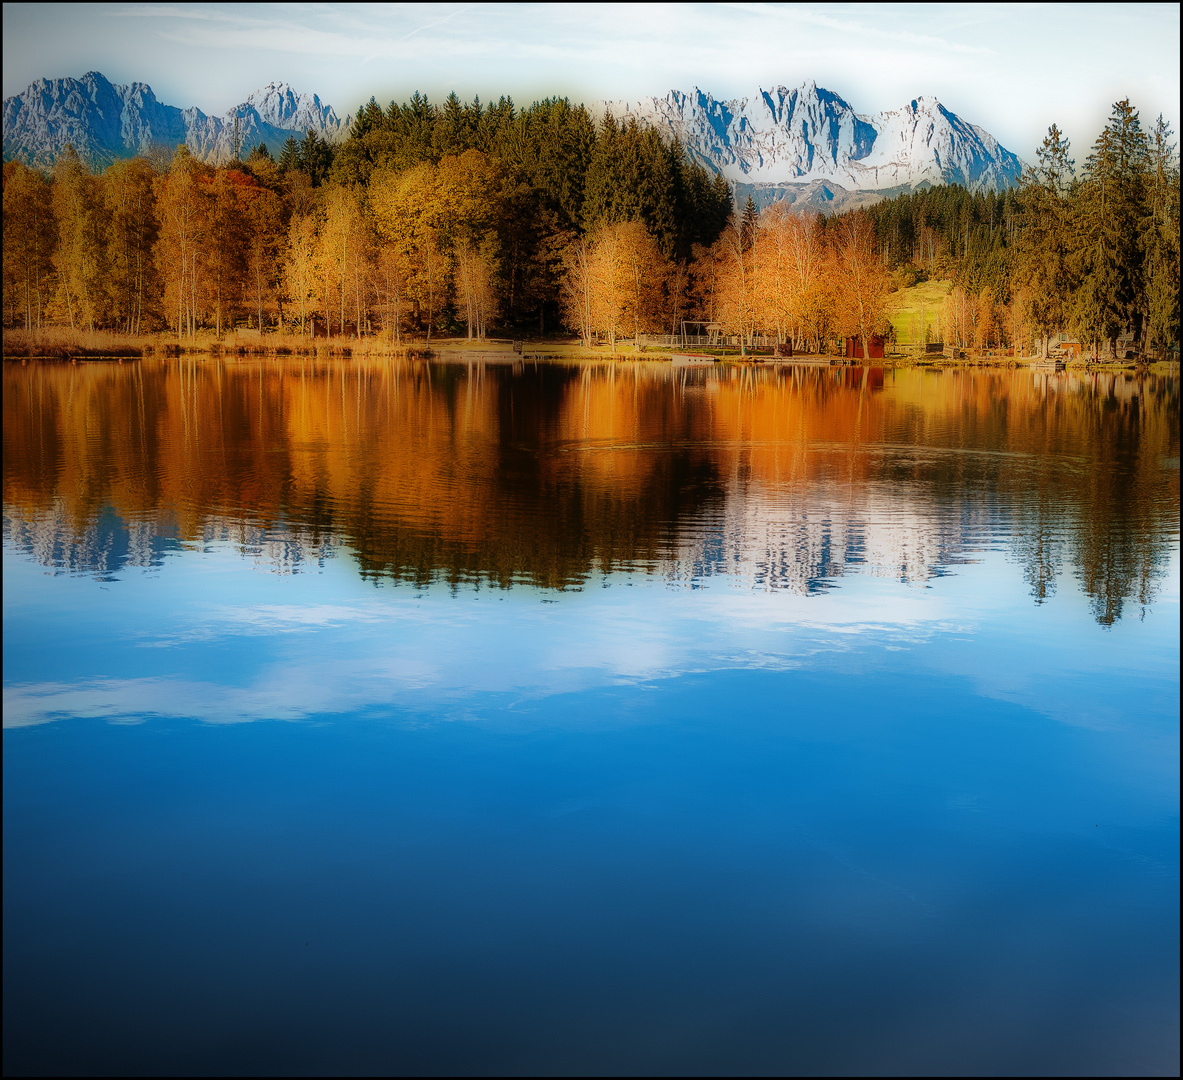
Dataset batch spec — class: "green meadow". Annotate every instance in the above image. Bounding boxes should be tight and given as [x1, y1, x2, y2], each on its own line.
[885, 280, 951, 344]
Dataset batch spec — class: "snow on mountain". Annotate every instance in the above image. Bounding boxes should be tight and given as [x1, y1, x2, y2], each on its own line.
[4, 70, 1020, 204]
[603, 81, 1023, 197]
[2, 72, 351, 170]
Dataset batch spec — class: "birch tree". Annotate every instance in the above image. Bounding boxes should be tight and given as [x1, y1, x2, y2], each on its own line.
[154, 148, 206, 338]
[105, 159, 158, 333]
[831, 210, 890, 360]
[53, 146, 107, 332]
[559, 234, 594, 343]
[283, 214, 318, 334]
[2, 162, 55, 330]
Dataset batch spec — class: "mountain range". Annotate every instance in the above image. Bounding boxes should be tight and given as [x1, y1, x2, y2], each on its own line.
[3, 73, 1023, 212]
[2, 71, 349, 170]
[605, 81, 1024, 212]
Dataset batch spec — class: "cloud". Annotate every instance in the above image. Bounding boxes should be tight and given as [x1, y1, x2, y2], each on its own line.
[723, 3, 998, 57]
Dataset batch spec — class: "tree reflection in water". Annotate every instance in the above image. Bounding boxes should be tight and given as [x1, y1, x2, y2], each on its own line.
[3, 358, 1178, 624]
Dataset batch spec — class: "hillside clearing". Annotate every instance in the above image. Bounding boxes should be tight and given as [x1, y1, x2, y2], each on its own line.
[886, 280, 952, 344]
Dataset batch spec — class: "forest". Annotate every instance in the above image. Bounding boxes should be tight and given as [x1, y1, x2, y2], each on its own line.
[2, 91, 1178, 358]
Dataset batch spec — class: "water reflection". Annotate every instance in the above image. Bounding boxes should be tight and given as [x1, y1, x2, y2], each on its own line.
[3, 359, 1179, 1076]
[3, 358, 1178, 623]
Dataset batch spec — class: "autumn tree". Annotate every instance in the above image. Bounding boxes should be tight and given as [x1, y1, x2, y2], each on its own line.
[831, 210, 890, 360]
[104, 158, 159, 333]
[559, 234, 595, 343]
[587, 224, 625, 350]
[787, 212, 833, 353]
[374, 243, 407, 342]
[438, 150, 502, 339]
[616, 220, 667, 347]
[454, 232, 499, 339]
[2, 161, 56, 330]
[370, 162, 444, 338]
[712, 214, 757, 348]
[245, 183, 284, 331]
[283, 214, 318, 334]
[154, 148, 207, 338]
[318, 183, 370, 335]
[207, 169, 254, 336]
[52, 146, 107, 331]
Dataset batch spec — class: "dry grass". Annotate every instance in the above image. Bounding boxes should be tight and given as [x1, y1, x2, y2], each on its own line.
[2, 326, 429, 360]
[2, 327, 149, 358]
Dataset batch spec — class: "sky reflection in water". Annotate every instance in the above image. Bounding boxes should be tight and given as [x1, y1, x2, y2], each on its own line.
[3, 359, 1179, 1075]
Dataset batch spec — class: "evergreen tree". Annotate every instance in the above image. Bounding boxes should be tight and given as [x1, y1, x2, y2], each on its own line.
[1015, 124, 1075, 356]
[1077, 99, 1150, 354]
[1141, 114, 1180, 358]
[741, 194, 759, 251]
[298, 129, 334, 186]
[278, 136, 300, 174]
[434, 92, 470, 156]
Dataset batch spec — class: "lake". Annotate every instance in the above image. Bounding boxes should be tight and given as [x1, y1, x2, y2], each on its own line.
[3, 357, 1179, 1076]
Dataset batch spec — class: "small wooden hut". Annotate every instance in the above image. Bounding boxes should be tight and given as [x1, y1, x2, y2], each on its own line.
[844, 335, 884, 359]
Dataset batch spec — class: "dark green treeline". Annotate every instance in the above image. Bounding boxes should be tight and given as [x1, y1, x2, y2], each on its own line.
[865, 101, 1179, 356]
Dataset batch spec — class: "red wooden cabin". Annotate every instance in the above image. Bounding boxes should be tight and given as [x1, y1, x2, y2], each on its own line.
[844, 335, 885, 359]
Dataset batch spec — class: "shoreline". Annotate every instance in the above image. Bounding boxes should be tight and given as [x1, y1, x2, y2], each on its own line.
[2, 331, 1172, 373]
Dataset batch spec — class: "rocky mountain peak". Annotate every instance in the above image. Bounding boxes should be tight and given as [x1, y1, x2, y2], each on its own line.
[603, 82, 1023, 209]
[3, 72, 350, 170]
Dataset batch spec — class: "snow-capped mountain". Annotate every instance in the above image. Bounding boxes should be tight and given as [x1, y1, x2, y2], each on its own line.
[603, 81, 1023, 198]
[2, 72, 351, 170]
[5, 70, 1021, 207]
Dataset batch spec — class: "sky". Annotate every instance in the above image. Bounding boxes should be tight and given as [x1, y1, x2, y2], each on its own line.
[3, 3, 1179, 162]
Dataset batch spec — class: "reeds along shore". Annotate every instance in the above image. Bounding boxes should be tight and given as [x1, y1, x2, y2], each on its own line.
[0, 327, 425, 359]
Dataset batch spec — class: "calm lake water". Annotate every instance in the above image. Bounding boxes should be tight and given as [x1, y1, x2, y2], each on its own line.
[3, 357, 1179, 1076]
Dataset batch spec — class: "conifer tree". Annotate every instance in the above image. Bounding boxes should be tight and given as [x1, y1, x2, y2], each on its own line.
[1077, 100, 1150, 355]
[1142, 115, 1179, 358]
[741, 194, 759, 251]
[278, 136, 300, 174]
[1015, 124, 1075, 356]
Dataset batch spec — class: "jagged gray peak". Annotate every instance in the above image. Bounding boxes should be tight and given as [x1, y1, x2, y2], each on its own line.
[603, 81, 1023, 193]
[2, 72, 351, 170]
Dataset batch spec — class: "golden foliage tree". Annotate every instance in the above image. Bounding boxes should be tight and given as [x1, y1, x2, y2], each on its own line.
[2, 162, 55, 330]
[831, 211, 890, 360]
[53, 146, 107, 332]
[154, 148, 208, 338]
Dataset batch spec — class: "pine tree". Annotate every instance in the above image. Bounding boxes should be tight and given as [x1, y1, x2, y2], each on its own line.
[299, 130, 333, 186]
[278, 136, 299, 174]
[434, 92, 469, 156]
[1077, 99, 1150, 355]
[1015, 124, 1075, 356]
[1142, 114, 1179, 358]
[741, 194, 759, 251]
